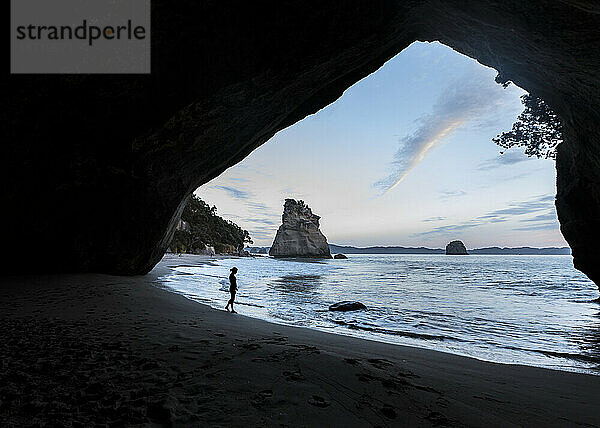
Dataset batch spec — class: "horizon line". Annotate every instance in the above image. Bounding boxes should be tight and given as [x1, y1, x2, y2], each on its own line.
[246, 243, 571, 250]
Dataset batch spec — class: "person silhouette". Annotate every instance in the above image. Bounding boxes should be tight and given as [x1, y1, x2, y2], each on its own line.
[225, 267, 238, 313]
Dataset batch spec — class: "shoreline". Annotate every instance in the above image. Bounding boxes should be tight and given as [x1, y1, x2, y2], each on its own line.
[162, 253, 600, 377]
[1, 255, 599, 426]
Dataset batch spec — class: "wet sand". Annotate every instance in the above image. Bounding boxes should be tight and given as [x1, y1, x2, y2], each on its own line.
[1, 254, 599, 427]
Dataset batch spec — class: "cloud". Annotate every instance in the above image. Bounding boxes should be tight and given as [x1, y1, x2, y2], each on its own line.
[227, 176, 249, 183]
[439, 190, 466, 200]
[202, 182, 282, 242]
[521, 211, 558, 222]
[513, 222, 559, 231]
[477, 150, 531, 170]
[211, 185, 251, 200]
[242, 225, 278, 240]
[374, 70, 508, 192]
[413, 220, 483, 238]
[485, 196, 554, 217]
[413, 194, 557, 238]
[246, 201, 268, 211]
[422, 216, 446, 222]
[244, 217, 280, 226]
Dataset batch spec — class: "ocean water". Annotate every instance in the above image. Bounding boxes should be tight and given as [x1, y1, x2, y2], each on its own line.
[158, 254, 600, 374]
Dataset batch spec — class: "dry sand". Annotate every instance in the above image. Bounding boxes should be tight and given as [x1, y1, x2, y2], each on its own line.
[1, 254, 599, 427]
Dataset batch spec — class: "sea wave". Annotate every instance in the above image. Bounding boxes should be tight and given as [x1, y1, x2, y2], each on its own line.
[328, 319, 466, 342]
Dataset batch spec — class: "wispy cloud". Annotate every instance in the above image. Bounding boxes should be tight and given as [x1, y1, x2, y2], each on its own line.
[422, 216, 446, 222]
[485, 195, 554, 217]
[374, 70, 507, 192]
[439, 190, 466, 200]
[204, 183, 281, 242]
[246, 201, 268, 211]
[522, 211, 558, 222]
[511, 208, 559, 232]
[477, 150, 531, 170]
[413, 194, 557, 238]
[227, 176, 249, 183]
[211, 185, 251, 200]
[413, 219, 483, 238]
[513, 222, 559, 231]
[241, 224, 278, 240]
[244, 217, 280, 226]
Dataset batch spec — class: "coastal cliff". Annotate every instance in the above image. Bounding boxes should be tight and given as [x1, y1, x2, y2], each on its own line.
[269, 199, 332, 258]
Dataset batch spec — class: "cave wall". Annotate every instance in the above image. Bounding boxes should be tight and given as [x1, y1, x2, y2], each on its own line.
[5, 1, 600, 286]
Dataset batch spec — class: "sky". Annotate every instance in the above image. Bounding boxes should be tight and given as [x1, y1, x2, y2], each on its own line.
[195, 41, 567, 249]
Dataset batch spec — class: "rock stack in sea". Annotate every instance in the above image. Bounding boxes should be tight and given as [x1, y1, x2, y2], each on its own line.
[269, 199, 332, 258]
[446, 240, 468, 255]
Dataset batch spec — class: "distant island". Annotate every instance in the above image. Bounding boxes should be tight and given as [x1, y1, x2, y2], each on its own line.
[247, 246, 270, 254]
[446, 240, 469, 255]
[329, 244, 444, 254]
[247, 244, 571, 255]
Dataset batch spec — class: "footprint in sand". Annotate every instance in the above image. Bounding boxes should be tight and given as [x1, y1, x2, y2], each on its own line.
[259, 389, 273, 398]
[367, 358, 393, 369]
[356, 373, 377, 383]
[381, 404, 397, 419]
[251, 389, 273, 407]
[290, 344, 320, 354]
[283, 370, 303, 382]
[307, 395, 330, 408]
[241, 343, 262, 351]
[426, 411, 451, 425]
[261, 336, 288, 344]
[355, 371, 413, 393]
[380, 378, 409, 390]
[397, 369, 420, 379]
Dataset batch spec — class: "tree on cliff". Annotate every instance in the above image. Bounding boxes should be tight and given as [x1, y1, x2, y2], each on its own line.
[170, 195, 252, 254]
[493, 77, 563, 159]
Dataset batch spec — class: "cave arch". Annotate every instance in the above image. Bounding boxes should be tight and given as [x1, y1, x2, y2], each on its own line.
[5, 1, 600, 286]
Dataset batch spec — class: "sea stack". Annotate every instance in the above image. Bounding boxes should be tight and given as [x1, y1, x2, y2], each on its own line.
[446, 240, 469, 255]
[269, 199, 332, 258]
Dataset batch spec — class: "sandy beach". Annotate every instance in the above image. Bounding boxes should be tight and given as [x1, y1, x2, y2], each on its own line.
[1, 254, 599, 427]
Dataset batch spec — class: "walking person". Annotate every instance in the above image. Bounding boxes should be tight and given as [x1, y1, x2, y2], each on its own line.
[225, 267, 238, 313]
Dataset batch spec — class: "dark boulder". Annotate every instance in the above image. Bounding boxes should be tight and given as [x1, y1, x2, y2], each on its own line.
[329, 301, 367, 312]
[334, 254, 348, 259]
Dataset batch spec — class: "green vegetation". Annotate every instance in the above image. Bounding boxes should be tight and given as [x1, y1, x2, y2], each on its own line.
[169, 195, 253, 254]
[493, 91, 563, 159]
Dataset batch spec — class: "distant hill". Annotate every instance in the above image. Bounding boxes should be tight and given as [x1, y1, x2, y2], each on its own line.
[329, 244, 571, 255]
[468, 247, 571, 255]
[329, 244, 443, 254]
[246, 246, 269, 254]
[247, 244, 571, 256]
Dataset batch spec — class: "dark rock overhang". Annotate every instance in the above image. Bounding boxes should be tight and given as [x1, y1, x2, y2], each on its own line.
[5, 1, 600, 287]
